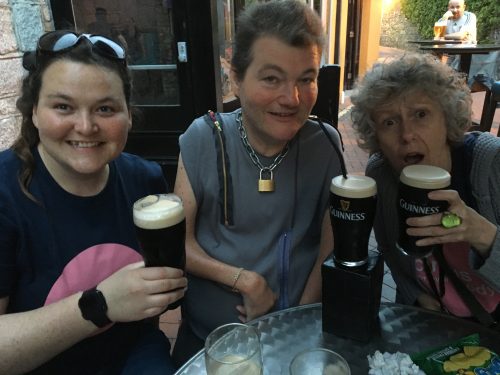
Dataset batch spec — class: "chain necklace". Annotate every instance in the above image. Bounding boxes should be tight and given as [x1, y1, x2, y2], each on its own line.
[237, 112, 290, 192]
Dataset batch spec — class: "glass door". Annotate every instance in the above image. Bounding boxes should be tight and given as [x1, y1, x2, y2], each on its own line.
[70, 0, 186, 128]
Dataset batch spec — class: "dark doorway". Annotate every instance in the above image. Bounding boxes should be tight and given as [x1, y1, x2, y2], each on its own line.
[344, 0, 361, 90]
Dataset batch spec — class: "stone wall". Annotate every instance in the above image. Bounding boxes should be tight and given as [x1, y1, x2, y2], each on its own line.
[0, 0, 52, 151]
[380, 4, 420, 51]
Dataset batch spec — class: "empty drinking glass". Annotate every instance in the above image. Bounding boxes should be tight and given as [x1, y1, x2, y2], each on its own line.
[205, 323, 263, 375]
[289, 348, 350, 375]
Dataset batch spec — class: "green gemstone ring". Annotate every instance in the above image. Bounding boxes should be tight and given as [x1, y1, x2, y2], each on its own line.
[441, 211, 462, 228]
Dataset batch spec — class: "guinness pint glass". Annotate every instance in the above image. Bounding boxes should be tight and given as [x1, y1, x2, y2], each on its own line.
[133, 194, 186, 309]
[330, 175, 377, 267]
[396, 165, 450, 258]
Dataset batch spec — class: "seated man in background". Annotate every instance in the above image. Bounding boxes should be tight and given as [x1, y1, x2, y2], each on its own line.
[437, 0, 476, 43]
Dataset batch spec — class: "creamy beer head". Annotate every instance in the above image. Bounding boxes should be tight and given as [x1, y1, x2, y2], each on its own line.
[400, 165, 450, 190]
[330, 175, 377, 199]
[133, 194, 185, 230]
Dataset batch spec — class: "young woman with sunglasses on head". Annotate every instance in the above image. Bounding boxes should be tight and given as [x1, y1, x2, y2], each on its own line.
[0, 31, 186, 374]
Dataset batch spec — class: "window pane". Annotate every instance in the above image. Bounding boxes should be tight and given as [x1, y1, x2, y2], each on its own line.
[130, 69, 180, 107]
[71, 0, 179, 105]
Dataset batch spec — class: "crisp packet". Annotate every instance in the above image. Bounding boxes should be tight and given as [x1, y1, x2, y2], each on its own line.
[411, 334, 500, 374]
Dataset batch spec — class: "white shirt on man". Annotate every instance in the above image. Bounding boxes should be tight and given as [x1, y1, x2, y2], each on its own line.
[440, 10, 477, 43]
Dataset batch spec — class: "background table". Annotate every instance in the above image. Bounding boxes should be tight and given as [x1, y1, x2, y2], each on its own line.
[419, 43, 500, 76]
[408, 39, 463, 45]
[174, 302, 500, 375]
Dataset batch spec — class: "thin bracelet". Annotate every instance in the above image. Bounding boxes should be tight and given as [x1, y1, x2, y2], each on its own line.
[231, 267, 244, 293]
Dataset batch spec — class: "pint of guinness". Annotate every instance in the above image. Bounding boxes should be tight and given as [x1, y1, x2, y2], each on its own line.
[330, 175, 377, 267]
[133, 194, 186, 309]
[396, 165, 450, 258]
[323, 175, 381, 342]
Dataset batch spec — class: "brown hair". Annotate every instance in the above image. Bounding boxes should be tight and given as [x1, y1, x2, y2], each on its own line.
[13, 32, 131, 201]
[231, 0, 325, 81]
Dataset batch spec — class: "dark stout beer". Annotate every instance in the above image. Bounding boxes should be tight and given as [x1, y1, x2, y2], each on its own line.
[396, 165, 450, 258]
[133, 194, 186, 309]
[330, 175, 377, 267]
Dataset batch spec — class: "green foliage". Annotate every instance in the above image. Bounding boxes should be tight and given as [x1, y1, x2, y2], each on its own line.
[401, 0, 500, 43]
[469, 0, 500, 42]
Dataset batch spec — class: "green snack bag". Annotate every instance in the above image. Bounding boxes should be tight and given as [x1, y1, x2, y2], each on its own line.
[411, 334, 500, 374]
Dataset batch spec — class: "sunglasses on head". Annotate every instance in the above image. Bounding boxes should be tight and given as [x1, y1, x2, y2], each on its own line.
[37, 31, 126, 62]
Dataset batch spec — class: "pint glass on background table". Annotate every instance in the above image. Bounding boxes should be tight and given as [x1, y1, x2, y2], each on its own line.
[396, 165, 450, 258]
[330, 175, 377, 267]
[433, 21, 447, 40]
[133, 193, 186, 309]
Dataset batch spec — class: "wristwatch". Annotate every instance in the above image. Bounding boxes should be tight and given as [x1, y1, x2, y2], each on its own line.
[78, 287, 112, 328]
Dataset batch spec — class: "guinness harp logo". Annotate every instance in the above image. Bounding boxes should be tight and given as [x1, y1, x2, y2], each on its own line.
[340, 200, 350, 211]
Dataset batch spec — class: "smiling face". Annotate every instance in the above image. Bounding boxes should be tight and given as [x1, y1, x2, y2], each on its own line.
[32, 60, 131, 192]
[372, 90, 452, 173]
[232, 36, 321, 156]
[448, 0, 466, 20]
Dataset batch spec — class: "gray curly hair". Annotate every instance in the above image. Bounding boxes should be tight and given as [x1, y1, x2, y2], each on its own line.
[350, 52, 472, 154]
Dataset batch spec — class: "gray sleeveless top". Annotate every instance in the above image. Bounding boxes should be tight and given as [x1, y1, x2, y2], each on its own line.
[179, 109, 342, 339]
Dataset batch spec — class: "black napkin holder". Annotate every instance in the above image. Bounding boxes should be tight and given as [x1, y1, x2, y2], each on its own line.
[321, 252, 384, 342]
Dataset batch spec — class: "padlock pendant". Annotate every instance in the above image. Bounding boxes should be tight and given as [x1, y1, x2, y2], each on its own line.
[258, 169, 275, 192]
[258, 179, 275, 192]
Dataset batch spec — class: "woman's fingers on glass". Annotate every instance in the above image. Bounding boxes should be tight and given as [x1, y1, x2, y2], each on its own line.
[406, 212, 442, 227]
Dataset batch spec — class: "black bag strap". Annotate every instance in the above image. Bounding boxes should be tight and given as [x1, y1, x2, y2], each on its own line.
[204, 110, 234, 226]
[433, 247, 498, 329]
[309, 115, 347, 178]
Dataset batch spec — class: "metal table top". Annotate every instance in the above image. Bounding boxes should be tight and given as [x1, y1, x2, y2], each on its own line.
[174, 302, 500, 375]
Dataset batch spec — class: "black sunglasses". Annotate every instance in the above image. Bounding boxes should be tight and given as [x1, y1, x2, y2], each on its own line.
[37, 31, 126, 61]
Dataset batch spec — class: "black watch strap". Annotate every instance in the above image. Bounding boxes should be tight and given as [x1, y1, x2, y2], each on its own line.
[78, 287, 112, 328]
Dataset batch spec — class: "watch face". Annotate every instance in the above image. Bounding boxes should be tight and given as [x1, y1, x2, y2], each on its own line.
[78, 288, 112, 328]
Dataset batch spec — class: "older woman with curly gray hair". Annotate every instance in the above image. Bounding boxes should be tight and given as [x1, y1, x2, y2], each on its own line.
[351, 52, 500, 323]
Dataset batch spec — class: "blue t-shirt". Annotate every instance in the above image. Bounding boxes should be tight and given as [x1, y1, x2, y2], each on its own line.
[0, 148, 167, 373]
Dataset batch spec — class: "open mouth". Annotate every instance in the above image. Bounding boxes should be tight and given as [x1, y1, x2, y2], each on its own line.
[404, 153, 424, 165]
